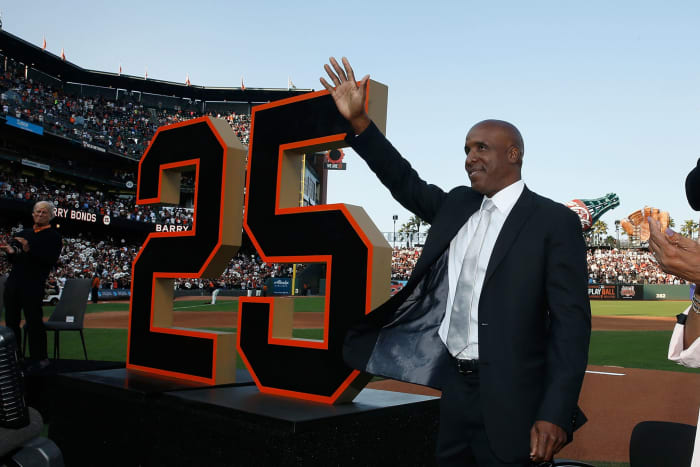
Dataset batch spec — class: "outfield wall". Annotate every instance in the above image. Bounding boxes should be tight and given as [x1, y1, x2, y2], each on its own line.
[588, 283, 690, 300]
[642, 284, 692, 300]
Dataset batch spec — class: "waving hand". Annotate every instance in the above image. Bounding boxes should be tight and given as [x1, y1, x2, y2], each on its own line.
[320, 57, 371, 135]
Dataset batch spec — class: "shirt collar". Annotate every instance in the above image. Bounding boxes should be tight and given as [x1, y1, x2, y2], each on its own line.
[33, 224, 52, 233]
[482, 180, 525, 215]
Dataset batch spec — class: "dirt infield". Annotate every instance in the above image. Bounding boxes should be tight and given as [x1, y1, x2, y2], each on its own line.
[82, 311, 323, 329]
[592, 315, 676, 331]
[67, 312, 700, 462]
[368, 366, 700, 463]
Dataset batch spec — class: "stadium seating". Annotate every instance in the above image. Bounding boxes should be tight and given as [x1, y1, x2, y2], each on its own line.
[0, 53, 252, 160]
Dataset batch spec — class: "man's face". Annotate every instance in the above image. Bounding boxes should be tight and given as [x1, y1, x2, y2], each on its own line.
[33, 204, 52, 227]
[464, 122, 519, 197]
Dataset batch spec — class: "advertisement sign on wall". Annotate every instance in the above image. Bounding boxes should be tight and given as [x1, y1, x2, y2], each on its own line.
[7, 116, 44, 135]
[618, 285, 644, 300]
[272, 278, 292, 295]
[97, 289, 131, 300]
[588, 284, 617, 300]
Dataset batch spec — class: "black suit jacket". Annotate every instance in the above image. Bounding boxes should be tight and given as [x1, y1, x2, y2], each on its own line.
[343, 123, 591, 462]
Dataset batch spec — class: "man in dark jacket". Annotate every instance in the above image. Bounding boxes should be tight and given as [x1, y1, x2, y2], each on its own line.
[2, 201, 62, 369]
[321, 57, 591, 466]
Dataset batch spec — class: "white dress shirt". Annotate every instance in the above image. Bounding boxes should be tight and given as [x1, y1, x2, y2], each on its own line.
[438, 180, 525, 359]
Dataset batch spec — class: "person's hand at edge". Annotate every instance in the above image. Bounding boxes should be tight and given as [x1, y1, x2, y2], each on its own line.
[14, 237, 29, 253]
[320, 57, 371, 135]
[530, 420, 566, 463]
[0, 243, 15, 254]
[648, 216, 700, 284]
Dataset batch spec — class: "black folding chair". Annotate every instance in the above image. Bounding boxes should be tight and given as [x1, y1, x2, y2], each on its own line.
[25, 278, 91, 360]
[630, 420, 696, 467]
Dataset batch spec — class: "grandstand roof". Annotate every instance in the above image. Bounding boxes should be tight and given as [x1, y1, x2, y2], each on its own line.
[0, 29, 312, 103]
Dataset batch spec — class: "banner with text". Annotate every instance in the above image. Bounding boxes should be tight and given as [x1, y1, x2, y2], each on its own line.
[588, 284, 618, 300]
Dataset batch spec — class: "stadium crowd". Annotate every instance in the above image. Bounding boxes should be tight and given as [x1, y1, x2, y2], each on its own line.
[587, 248, 687, 284]
[0, 225, 688, 295]
[0, 54, 251, 159]
[0, 226, 304, 294]
[389, 246, 687, 286]
[391, 246, 422, 281]
[0, 170, 194, 227]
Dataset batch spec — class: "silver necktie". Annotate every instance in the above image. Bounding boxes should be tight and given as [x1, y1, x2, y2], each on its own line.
[446, 199, 495, 357]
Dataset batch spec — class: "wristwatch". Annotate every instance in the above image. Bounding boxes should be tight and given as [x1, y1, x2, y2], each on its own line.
[692, 292, 700, 314]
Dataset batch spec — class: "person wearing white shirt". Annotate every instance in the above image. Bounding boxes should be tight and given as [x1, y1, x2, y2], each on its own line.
[322, 57, 590, 466]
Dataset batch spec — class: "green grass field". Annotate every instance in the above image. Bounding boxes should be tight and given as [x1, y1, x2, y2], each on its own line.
[589, 330, 697, 373]
[591, 300, 688, 317]
[39, 299, 698, 375]
[36, 299, 699, 374]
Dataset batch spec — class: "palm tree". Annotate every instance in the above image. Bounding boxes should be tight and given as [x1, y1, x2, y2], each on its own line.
[410, 215, 430, 244]
[681, 220, 698, 238]
[605, 235, 616, 247]
[592, 220, 608, 246]
[398, 222, 411, 247]
[399, 216, 430, 247]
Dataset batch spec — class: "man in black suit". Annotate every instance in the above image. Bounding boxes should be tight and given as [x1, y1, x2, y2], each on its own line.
[321, 57, 591, 466]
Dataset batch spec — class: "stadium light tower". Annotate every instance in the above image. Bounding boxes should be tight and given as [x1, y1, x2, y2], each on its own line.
[392, 214, 398, 249]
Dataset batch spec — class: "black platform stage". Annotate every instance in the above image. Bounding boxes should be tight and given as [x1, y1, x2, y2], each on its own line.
[48, 367, 439, 466]
[24, 359, 126, 422]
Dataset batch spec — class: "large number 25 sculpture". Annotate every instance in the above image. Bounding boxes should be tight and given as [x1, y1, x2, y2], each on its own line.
[128, 81, 390, 404]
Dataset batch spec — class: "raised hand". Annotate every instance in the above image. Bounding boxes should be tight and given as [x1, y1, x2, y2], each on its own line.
[648, 216, 700, 284]
[320, 57, 371, 135]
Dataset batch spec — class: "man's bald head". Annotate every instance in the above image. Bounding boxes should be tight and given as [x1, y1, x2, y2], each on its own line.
[464, 120, 524, 197]
[471, 119, 524, 163]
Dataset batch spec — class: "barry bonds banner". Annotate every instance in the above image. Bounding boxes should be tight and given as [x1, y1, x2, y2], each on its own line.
[127, 81, 391, 404]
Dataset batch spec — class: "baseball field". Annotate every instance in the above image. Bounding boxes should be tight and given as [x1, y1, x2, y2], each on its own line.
[27, 298, 700, 466]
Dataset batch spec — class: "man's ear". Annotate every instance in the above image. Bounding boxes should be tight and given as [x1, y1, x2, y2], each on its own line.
[508, 146, 522, 164]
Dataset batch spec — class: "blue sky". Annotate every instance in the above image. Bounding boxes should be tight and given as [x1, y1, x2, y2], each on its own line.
[3, 1, 700, 235]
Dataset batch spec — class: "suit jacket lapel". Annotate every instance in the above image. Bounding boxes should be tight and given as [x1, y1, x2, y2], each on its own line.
[411, 188, 482, 281]
[483, 186, 536, 286]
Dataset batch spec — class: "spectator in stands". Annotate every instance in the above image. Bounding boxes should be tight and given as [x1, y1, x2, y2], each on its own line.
[1, 201, 61, 371]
